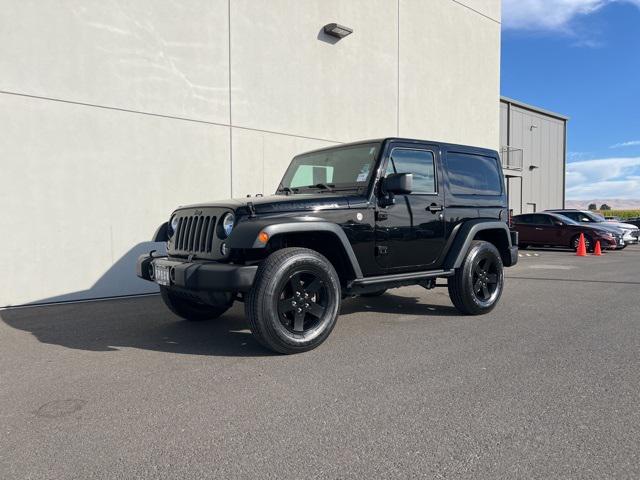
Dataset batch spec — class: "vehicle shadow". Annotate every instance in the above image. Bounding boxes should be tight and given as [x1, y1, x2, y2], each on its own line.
[0, 291, 457, 357]
[0, 296, 274, 357]
[10, 242, 165, 307]
[341, 291, 458, 317]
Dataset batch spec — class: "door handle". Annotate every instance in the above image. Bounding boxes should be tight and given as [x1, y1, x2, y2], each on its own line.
[535, 227, 543, 230]
[426, 204, 443, 213]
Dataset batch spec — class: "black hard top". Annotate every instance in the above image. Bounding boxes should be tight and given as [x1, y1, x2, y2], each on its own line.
[296, 138, 499, 158]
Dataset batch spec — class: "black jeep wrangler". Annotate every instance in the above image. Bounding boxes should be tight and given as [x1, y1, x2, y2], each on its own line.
[137, 138, 518, 354]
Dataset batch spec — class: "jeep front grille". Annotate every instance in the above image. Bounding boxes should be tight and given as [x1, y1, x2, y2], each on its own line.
[173, 215, 217, 254]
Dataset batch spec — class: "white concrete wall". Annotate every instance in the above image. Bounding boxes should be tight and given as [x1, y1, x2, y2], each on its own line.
[0, 0, 501, 306]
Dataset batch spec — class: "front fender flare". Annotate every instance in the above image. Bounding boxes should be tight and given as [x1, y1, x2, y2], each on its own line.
[152, 222, 169, 242]
[227, 217, 363, 278]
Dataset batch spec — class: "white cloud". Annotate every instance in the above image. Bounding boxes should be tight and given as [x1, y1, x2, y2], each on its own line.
[610, 140, 640, 148]
[566, 156, 640, 199]
[502, 0, 640, 31]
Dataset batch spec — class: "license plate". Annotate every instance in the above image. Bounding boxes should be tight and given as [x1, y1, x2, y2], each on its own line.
[154, 264, 171, 286]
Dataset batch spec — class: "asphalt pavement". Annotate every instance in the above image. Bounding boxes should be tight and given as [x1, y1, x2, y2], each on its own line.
[1, 246, 639, 479]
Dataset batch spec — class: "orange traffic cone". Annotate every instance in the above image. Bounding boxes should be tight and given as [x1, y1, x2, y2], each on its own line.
[593, 240, 602, 256]
[576, 233, 587, 256]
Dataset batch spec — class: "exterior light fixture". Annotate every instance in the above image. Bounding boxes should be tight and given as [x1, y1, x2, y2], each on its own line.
[529, 165, 539, 171]
[323, 23, 353, 39]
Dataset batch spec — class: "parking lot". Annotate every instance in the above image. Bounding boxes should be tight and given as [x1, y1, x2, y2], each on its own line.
[1, 246, 639, 479]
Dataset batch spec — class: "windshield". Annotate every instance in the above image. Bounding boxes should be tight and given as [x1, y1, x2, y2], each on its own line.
[581, 211, 605, 222]
[278, 142, 381, 194]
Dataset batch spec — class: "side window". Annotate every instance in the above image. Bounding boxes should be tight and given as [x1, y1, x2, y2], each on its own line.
[515, 215, 533, 224]
[386, 148, 436, 194]
[531, 214, 552, 225]
[446, 152, 503, 195]
[561, 212, 578, 221]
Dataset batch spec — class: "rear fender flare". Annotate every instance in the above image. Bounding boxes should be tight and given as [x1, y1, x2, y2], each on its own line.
[444, 221, 514, 269]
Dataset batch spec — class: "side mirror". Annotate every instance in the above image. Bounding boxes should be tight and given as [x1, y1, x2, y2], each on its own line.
[554, 221, 563, 226]
[383, 173, 413, 195]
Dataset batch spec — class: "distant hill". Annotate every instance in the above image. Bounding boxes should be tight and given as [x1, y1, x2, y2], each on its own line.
[565, 199, 640, 210]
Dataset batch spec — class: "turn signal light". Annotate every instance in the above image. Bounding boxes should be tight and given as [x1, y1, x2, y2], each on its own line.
[258, 231, 269, 244]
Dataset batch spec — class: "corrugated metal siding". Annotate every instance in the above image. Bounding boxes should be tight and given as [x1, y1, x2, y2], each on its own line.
[500, 100, 567, 214]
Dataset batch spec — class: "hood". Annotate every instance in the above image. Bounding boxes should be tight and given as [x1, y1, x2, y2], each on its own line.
[583, 223, 623, 235]
[606, 221, 639, 231]
[582, 222, 624, 234]
[174, 193, 369, 215]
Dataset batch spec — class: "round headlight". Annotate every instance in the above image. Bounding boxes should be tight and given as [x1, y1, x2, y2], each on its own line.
[169, 215, 179, 235]
[222, 212, 235, 237]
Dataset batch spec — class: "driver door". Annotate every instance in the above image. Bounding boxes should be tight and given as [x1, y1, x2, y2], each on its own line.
[374, 143, 445, 270]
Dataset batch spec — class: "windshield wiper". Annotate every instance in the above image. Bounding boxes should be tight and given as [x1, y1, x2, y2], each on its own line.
[303, 183, 336, 191]
[277, 186, 299, 195]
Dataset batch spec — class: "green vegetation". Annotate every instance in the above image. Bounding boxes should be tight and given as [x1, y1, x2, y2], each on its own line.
[596, 209, 640, 219]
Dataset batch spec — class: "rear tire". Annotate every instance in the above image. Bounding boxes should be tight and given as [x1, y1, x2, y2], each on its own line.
[160, 287, 232, 321]
[245, 248, 341, 354]
[448, 240, 504, 315]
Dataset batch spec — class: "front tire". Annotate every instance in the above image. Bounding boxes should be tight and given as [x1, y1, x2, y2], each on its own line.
[160, 287, 233, 321]
[571, 234, 594, 253]
[448, 240, 504, 315]
[245, 247, 341, 354]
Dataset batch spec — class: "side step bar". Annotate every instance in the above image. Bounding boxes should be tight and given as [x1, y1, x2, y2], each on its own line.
[347, 269, 455, 289]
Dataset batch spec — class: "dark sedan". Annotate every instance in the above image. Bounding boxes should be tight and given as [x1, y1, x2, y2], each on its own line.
[511, 212, 623, 252]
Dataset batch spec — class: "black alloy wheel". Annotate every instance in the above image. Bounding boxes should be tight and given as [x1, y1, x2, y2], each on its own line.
[471, 254, 500, 303]
[277, 271, 328, 333]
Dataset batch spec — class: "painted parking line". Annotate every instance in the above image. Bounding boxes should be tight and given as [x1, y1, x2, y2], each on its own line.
[528, 264, 575, 270]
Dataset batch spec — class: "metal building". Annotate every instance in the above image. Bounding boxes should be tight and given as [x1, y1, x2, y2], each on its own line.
[500, 97, 568, 215]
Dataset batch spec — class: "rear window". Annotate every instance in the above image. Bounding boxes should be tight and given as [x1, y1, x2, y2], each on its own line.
[446, 152, 503, 195]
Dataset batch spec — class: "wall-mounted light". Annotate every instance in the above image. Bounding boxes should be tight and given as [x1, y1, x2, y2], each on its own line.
[529, 165, 539, 171]
[530, 125, 538, 131]
[323, 23, 353, 39]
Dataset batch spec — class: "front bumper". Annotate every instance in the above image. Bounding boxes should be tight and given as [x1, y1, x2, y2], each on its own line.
[601, 237, 621, 249]
[136, 254, 257, 292]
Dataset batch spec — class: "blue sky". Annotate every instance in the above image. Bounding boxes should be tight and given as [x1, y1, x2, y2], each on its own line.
[501, 0, 640, 200]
